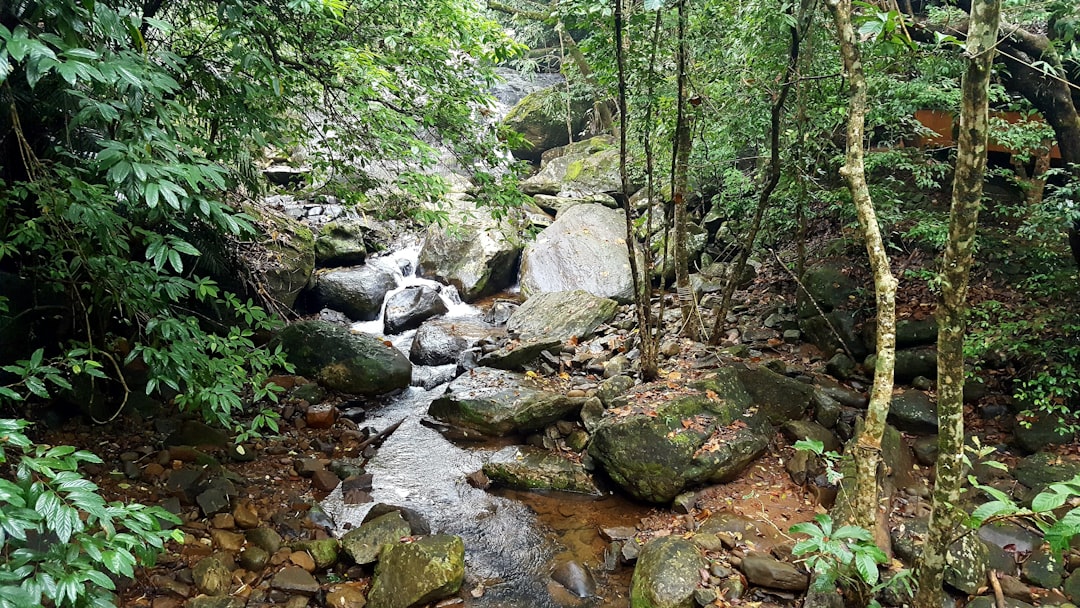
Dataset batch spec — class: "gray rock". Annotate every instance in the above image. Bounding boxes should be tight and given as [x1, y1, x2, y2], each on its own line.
[781, 420, 841, 453]
[551, 559, 597, 598]
[1064, 572, 1080, 602]
[826, 353, 857, 380]
[313, 265, 397, 322]
[428, 368, 578, 436]
[483, 445, 600, 494]
[507, 289, 618, 343]
[913, 435, 939, 466]
[813, 389, 842, 429]
[1014, 411, 1076, 454]
[275, 320, 411, 395]
[409, 319, 493, 366]
[501, 84, 590, 163]
[1015, 452, 1080, 493]
[890, 518, 989, 594]
[237, 206, 314, 309]
[245, 527, 283, 554]
[341, 511, 412, 565]
[598, 375, 636, 406]
[800, 310, 867, 361]
[185, 597, 245, 608]
[478, 338, 562, 371]
[238, 545, 270, 571]
[740, 553, 809, 591]
[630, 536, 705, 608]
[271, 565, 320, 596]
[867, 347, 938, 383]
[519, 203, 638, 303]
[192, 557, 231, 596]
[797, 263, 857, 318]
[965, 597, 1035, 608]
[521, 136, 623, 196]
[383, 286, 448, 334]
[889, 390, 938, 434]
[735, 365, 814, 424]
[314, 221, 367, 268]
[366, 535, 465, 608]
[1022, 545, 1064, 589]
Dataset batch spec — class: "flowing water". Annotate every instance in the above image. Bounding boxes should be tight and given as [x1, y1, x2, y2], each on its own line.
[319, 246, 649, 607]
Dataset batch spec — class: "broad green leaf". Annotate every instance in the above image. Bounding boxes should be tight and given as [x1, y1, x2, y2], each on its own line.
[855, 551, 880, 585]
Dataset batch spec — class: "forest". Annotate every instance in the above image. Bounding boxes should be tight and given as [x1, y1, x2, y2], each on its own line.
[1, 0, 1079, 607]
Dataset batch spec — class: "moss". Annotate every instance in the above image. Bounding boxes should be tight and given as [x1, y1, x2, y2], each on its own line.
[565, 159, 584, 181]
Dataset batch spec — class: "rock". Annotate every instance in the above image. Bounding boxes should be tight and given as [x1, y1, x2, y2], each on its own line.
[363, 504, 430, 535]
[551, 559, 597, 598]
[799, 310, 867, 361]
[184, 598, 244, 608]
[597, 375, 635, 406]
[1022, 545, 1064, 589]
[478, 338, 562, 371]
[482, 446, 599, 494]
[428, 368, 578, 436]
[244, 206, 315, 309]
[965, 598, 1035, 608]
[797, 263, 857, 318]
[383, 286, 448, 334]
[238, 545, 269, 571]
[533, 193, 617, 216]
[740, 553, 809, 591]
[867, 347, 938, 383]
[781, 420, 841, 453]
[341, 511, 412, 565]
[366, 535, 465, 608]
[290, 550, 316, 572]
[192, 557, 231, 596]
[417, 198, 522, 302]
[629, 536, 705, 608]
[165, 421, 230, 450]
[889, 518, 989, 594]
[826, 353, 857, 380]
[813, 389, 842, 429]
[519, 204, 638, 303]
[1064, 572, 1080, 602]
[1015, 452, 1080, 493]
[912, 435, 939, 465]
[196, 485, 231, 517]
[271, 565, 320, 596]
[999, 574, 1035, 603]
[506, 290, 619, 343]
[1014, 411, 1076, 454]
[896, 318, 939, 348]
[889, 390, 938, 434]
[311, 469, 341, 492]
[313, 265, 397, 322]
[314, 221, 367, 268]
[246, 528, 283, 554]
[276, 320, 411, 395]
[210, 530, 244, 552]
[306, 404, 337, 429]
[588, 387, 770, 503]
[735, 365, 814, 424]
[233, 500, 260, 529]
[501, 84, 590, 163]
[521, 136, 623, 196]
[409, 319, 493, 366]
[326, 582, 369, 608]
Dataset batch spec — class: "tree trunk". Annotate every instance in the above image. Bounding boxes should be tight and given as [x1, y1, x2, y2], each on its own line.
[826, 0, 899, 575]
[672, 0, 699, 338]
[914, 1, 1001, 606]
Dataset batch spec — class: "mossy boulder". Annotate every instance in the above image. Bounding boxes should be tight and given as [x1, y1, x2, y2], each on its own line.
[1014, 452, 1080, 493]
[366, 535, 465, 608]
[482, 445, 600, 495]
[501, 84, 590, 163]
[521, 136, 624, 196]
[312, 265, 397, 321]
[630, 536, 705, 608]
[275, 320, 411, 395]
[505, 289, 618, 343]
[734, 365, 814, 424]
[796, 263, 857, 319]
[341, 511, 412, 565]
[427, 367, 579, 436]
[314, 221, 367, 268]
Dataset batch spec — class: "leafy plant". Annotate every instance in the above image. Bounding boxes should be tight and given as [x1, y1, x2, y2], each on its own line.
[794, 438, 843, 485]
[791, 513, 904, 606]
[0, 419, 183, 608]
[968, 473, 1080, 557]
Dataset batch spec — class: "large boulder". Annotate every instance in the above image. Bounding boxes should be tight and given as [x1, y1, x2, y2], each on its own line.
[866, 347, 938, 383]
[1014, 452, 1080, 493]
[501, 84, 590, 163]
[888, 390, 938, 435]
[1013, 411, 1076, 454]
[740, 554, 809, 591]
[383, 286, 448, 334]
[630, 536, 705, 608]
[312, 265, 397, 321]
[227, 205, 315, 309]
[521, 136, 623, 196]
[314, 221, 367, 268]
[519, 204, 637, 303]
[588, 384, 770, 503]
[799, 310, 868, 361]
[734, 365, 814, 424]
[341, 511, 412, 565]
[409, 319, 495, 366]
[417, 198, 521, 302]
[891, 517, 991, 594]
[482, 446, 600, 495]
[366, 535, 465, 608]
[506, 290, 618, 343]
[427, 368, 579, 436]
[276, 320, 411, 395]
[797, 262, 858, 319]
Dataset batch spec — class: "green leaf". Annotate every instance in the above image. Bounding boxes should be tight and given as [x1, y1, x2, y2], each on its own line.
[790, 522, 825, 539]
[969, 500, 1013, 524]
[855, 551, 879, 585]
[1033, 489, 1068, 513]
[24, 377, 49, 399]
[833, 525, 874, 542]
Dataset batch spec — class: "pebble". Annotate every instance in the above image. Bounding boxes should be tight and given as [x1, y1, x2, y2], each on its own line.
[211, 513, 235, 530]
[289, 550, 316, 572]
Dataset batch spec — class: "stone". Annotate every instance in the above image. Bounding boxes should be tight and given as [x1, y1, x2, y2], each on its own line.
[210, 530, 245, 552]
[1015, 452, 1080, 493]
[184, 598, 245, 608]
[597, 375, 635, 407]
[1014, 411, 1076, 454]
[192, 557, 231, 597]
[326, 582, 369, 608]
[314, 220, 368, 268]
[740, 553, 809, 591]
[912, 435, 939, 465]
[341, 511, 412, 566]
[383, 286, 449, 334]
[478, 338, 562, 371]
[290, 550, 316, 572]
[521, 136, 623, 196]
[312, 469, 341, 492]
[501, 84, 590, 163]
[275, 320, 411, 395]
[888, 390, 938, 434]
[245, 528, 283, 554]
[781, 420, 841, 453]
[825, 353, 857, 380]
[482, 445, 599, 495]
[964, 597, 1035, 608]
[233, 205, 314, 309]
[813, 389, 842, 429]
[196, 486, 231, 517]
[734, 365, 814, 424]
[519, 203, 638, 303]
[313, 265, 397, 322]
[408, 319, 493, 366]
[366, 535, 465, 608]
[165, 421, 230, 450]
[233, 500, 260, 529]
[800, 310, 867, 361]
[238, 546, 270, 572]
[629, 536, 705, 608]
[889, 517, 989, 594]
[428, 368, 579, 436]
[1064, 572, 1080, 602]
[271, 566, 320, 596]
[551, 559, 597, 598]
[306, 404, 337, 429]
[867, 347, 938, 383]
[1022, 545, 1064, 589]
[797, 263, 857, 318]
[506, 289, 619, 342]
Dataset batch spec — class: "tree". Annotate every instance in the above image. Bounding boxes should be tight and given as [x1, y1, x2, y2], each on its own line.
[914, 1, 1002, 606]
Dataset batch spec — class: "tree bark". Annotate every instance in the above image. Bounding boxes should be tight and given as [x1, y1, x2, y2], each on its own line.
[825, 0, 899, 581]
[914, 1, 1001, 607]
[671, 0, 699, 338]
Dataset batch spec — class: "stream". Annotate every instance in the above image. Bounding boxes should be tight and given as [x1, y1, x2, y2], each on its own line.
[319, 245, 649, 607]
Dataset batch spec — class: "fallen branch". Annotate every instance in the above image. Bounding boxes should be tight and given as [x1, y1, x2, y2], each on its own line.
[357, 418, 405, 453]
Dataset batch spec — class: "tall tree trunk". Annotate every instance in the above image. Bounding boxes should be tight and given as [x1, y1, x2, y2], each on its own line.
[672, 0, 699, 338]
[826, 0, 899, 567]
[914, 1, 1001, 606]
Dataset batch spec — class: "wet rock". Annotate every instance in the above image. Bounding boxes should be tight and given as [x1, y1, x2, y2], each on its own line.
[1014, 411, 1076, 454]
[341, 511, 412, 565]
[734, 365, 813, 424]
[478, 338, 562, 371]
[276, 320, 411, 395]
[1022, 545, 1064, 589]
[366, 535, 465, 608]
[781, 420, 840, 453]
[813, 389, 843, 429]
[192, 557, 231, 596]
[482, 446, 599, 494]
[210, 530, 244, 552]
[519, 203, 637, 303]
[589, 387, 770, 503]
[363, 504, 430, 535]
[409, 319, 493, 366]
[314, 220, 368, 268]
[271, 565, 320, 596]
[238, 545, 270, 572]
[246, 528, 283, 554]
[292, 382, 327, 405]
[326, 582, 369, 608]
[1015, 452, 1080, 493]
[313, 265, 397, 322]
[184, 597, 245, 608]
[428, 368, 578, 436]
[293, 539, 340, 570]
[507, 289, 618, 343]
[630, 536, 705, 608]
[306, 404, 337, 429]
[383, 286, 449, 334]
[165, 421, 230, 450]
[501, 84, 590, 163]
[552, 559, 597, 598]
[417, 197, 522, 302]
[311, 469, 341, 492]
[890, 517, 989, 594]
[741, 553, 808, 591]
[867, 347, 938, 383]
[888, 390, 938, 435]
